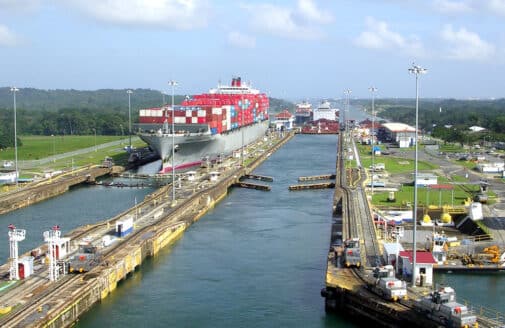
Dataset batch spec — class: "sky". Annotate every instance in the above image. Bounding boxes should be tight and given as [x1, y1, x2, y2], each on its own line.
[0, 0, 504, 99]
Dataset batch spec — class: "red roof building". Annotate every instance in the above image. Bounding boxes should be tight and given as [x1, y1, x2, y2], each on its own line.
[275, 109, 293, 120]
[274, 109, 294, 131]
[398, 250, 436, 287]
[399, 251, 436, 264]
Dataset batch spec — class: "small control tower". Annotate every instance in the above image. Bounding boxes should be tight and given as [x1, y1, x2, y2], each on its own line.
[44, 225, 62, 282]
[8, 224, 26, 281]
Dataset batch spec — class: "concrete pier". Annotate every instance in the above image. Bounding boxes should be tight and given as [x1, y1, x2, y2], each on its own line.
[0, 166, 113, 215]
[288, 182, 335, 190]
[233, 182, 271, 191]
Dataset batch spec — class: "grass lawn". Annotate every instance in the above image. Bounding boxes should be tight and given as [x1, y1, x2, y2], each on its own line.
[0, 135, 125, 161]
[439, 143, 465, 153]
[357, 143, 437, 172]
[38, 138, 147, 171]
[372, 184, 479, 208]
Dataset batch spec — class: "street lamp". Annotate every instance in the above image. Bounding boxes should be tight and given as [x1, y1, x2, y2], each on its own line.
[369, 87, 378, 196]
[127, 90, 133, 150]
[93, 128, 97, 152]
[343, 89, 352, 138]
[51, 134, 55, 162]
[408, 63, 427, 287]
[119, 124, 124, 145]
[10, 87, 19, 187]
[168, 80, 178, 205]
[343, 89, 352, 170]
[241, 94, 245, 166]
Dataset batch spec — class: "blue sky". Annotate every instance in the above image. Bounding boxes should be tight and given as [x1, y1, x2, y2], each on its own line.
[0, 0, 504, 99]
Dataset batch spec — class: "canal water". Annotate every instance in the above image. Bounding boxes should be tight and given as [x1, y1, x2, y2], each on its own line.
[76, 134, 357, 327]
[0, 184, 155, 262]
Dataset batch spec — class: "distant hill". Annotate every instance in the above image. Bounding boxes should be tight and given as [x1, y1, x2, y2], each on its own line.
[0, 87, 294, 148]
[0, 87, 176, 112]
[0, 87, 293, 113]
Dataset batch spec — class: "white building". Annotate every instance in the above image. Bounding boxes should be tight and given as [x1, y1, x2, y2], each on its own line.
[398, 250, 436, 287]
[380, 123, 417, 148]
[382, 243, 404, 267]
[0, 170, 18, 185]
[273, 110, 295, 131]
[469, 125, 486, 132]
[476, 162, 504, 173]
[414, 173, 438, 186]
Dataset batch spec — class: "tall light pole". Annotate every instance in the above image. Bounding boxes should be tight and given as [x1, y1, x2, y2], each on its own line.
[369, 87, 378, 196]
[51, 134, 55, 162]
[162, 91, 166, 105]
[93, 128, 97, 152]
[10, 87, 19, 187]
[344, 89, 352, 138]
[168, 80, 178, 204]
[127, 90, 133, 150]
[408, 63, 427, 287]
[241, 94, 245, 166]
[343, 89, 352, 170]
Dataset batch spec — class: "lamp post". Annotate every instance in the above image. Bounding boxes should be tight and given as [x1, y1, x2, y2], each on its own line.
[10, 87, 19, 187]
[168, 80, 178, 204]
[51, 134, 55, 162]
[344, 89, 352, 138]
[343, 89, 352, 170]
[93, 128, 97, 152]
[119, 124, 124, 145]
[369, 87, 378, 196]
[127, 90, 133, 150]
[408, 63, 427, 287]
[241, 94, 245, 166]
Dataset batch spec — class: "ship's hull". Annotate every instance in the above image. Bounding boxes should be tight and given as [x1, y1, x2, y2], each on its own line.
[139, 120, 269, 171]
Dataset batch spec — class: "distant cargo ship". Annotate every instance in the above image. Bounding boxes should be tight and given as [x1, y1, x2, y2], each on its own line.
[137, 77, 269, 172]
[294, 101, 312, 125]
[300, 101, 339, 134]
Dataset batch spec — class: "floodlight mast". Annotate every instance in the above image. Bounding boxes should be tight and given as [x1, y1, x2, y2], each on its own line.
[408, 63, 427, 287]
[369, 86, 378, 196]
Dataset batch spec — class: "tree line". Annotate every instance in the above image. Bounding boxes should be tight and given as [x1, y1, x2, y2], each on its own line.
[0, 87, 292, 149]
[371, 98, 505, 145]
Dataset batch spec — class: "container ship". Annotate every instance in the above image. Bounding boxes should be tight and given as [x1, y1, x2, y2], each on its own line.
[137, 77, 270, 173]
[294, 101, 312, 125]
[300, 101, 340, 134]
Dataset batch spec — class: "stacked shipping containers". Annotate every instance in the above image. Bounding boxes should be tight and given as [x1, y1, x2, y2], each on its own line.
[138, 80, 269, 134]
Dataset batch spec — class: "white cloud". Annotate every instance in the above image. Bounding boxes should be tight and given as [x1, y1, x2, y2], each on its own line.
[354, 17, 424, 56]
[440, 24, 495, 60]
[64, 0, 209, 30]
[432, 0, 472, 13]
[295, 0, 333, 24]
[0, 25, 18, 46]
[242, 0, 333, 40]
[431, 0, 505, 16]
[485, 0, 505, 15]
[228, 31, 256, 49]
